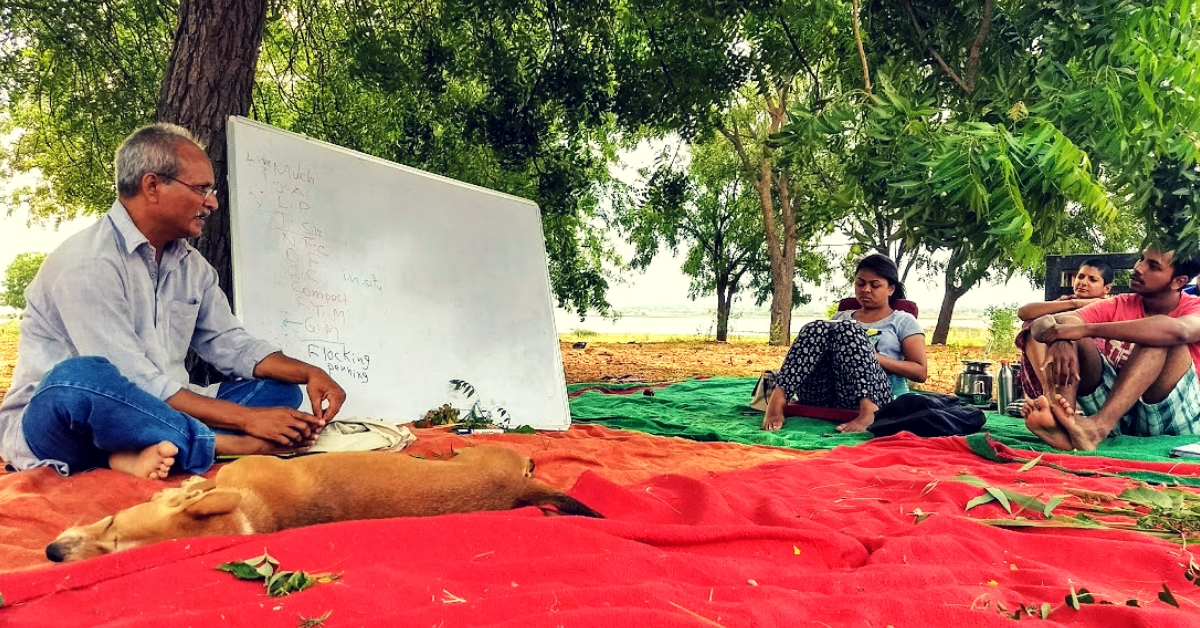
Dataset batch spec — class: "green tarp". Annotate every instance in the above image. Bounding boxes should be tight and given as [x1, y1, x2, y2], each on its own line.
[569, 377, 1200, 464]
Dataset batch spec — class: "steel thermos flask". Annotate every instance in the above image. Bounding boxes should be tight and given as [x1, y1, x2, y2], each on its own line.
[997, 360, 1015, 411]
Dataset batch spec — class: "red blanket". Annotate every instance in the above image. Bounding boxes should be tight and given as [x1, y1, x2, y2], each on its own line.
[2, 429, 1199, 627]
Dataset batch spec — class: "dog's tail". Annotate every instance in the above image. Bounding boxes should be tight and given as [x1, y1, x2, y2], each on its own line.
[518, 490, 604, 518]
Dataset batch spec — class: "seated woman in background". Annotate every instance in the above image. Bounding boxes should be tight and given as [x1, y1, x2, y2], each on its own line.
[762, 253, 927, 433]
[1013, 258, 1114, 400]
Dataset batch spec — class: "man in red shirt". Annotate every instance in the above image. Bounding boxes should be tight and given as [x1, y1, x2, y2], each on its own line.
[1021, 248, 1200, 450]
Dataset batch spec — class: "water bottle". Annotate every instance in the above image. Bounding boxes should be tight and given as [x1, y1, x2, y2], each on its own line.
[997, 360, 1014, 412]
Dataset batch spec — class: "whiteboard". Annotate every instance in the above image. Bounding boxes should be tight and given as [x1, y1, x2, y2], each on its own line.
[226, 116, 569, 430]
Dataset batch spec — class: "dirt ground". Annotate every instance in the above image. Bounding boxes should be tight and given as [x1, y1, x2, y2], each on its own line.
[0, 332, 1007, 399]
[556, 340, 1004, 395]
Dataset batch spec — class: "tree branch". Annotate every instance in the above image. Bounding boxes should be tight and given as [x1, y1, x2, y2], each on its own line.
[777, 17, 821, 103]
[899, 0, 972, 93]
[965, 0, 995, 91]
[851, 0, 872, 94]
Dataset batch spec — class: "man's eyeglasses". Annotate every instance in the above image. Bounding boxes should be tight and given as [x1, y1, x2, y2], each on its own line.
[158, 174, 218, 201]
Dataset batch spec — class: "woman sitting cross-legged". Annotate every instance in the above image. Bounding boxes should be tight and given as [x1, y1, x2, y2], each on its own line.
[762, 253, 928, 433]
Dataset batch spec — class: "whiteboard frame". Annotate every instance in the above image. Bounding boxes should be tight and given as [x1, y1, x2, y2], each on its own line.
[226, 116, 570, 430]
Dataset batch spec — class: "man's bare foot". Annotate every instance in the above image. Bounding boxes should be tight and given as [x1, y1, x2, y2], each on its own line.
[215, 434, 308, 458]
[762, 412, 784, 431]
[1022, 396, 1074, 450]
[1046, 394, 1105, 451]
[109, 441, 178, 480]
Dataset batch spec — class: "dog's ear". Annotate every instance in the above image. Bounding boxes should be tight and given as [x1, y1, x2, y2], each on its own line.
[180, 476, 216, 492]
[182, 490, 242, 518]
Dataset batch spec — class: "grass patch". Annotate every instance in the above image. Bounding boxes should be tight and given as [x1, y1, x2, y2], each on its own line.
[0, 320, 18, 340]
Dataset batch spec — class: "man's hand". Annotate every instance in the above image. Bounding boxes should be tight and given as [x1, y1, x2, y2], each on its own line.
[1043, 339, 1080, 389]
[252, 353, 347, 421]
[241, 406, 326, 446]
[1033, 321, 1086, 344]
[305, 368, 346, 421]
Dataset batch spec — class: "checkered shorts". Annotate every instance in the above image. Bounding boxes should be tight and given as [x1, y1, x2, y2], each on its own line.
[1077, 357, 1200, 436]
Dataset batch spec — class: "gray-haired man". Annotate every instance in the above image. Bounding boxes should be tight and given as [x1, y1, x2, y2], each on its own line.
[0, 124, 346, 479]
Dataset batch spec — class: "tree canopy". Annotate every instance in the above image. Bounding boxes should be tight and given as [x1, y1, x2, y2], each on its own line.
[1, 252, 46, 311]
[3, 0, 1200, 340]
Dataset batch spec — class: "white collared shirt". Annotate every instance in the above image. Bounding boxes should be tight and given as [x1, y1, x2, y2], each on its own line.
[0, 200, 279, 470]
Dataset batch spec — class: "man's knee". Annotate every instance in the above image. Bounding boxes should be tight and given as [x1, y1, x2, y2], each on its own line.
[1141, 345, 1192, 404]
[281, 383, 304, 409]
[40, 356, 119, 388]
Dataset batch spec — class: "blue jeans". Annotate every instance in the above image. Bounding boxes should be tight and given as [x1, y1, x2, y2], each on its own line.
[22, 356, 303, 475]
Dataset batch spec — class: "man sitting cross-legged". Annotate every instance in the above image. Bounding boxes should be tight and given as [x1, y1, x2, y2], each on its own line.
[1020, 248, 1200, 450]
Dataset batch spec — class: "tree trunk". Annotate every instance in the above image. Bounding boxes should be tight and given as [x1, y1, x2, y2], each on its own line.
[156, 0, 267, 383]
[719, 85, 794, 346]
[932, 280, 969, 345]
[715, 279, 731, 342]
[157, 0, 268, 304]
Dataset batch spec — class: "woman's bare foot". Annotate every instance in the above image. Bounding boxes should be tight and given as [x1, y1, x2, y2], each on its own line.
[1022, 396, 1074, 450]
[109, 441, 178, 479]
[837, 399, 878, 433]
[762, 411, 785, 431]
[215, 434, 308, 457]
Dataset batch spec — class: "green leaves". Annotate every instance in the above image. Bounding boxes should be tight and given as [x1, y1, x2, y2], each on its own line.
[1018, 454, 1043, 473]
[1158, 583, 1180, 608]
[1065, 585, 1095, 610]
[1, 253, 47, 311]
[216, 551, 340, 597]
[951, 475, 1065, 518]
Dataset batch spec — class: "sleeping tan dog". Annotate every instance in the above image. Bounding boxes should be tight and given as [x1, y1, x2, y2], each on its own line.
[46, 445, 602, 562]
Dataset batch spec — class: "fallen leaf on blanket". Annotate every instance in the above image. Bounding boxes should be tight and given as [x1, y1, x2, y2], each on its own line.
[298, 611, 332, 627]
[1120, 486, 1176, 510]
[218, 552, 279, 581]
[793, 546, 801, 555]
[1041, 602, 1051, 618]
[217, 552, 341, 597]
[442, 589, 467, 604]
[907, 508, 931, 523]
[985, 488, 1012, 514]
[1018, 454, 1043, 472]
[949, 474, 988, 488]
[965, 493, 996, 511]
[268, 571, 316, 597]
[1065, 586, 1095, 610]
[1043, 496, 1065, 517]
[1159, 583, 1180, 608]
[1186, 559, 1200, 586]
